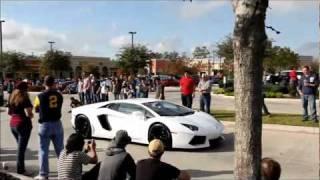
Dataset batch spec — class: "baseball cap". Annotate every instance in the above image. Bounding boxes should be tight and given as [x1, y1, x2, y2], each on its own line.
[148, 139, 164, 156]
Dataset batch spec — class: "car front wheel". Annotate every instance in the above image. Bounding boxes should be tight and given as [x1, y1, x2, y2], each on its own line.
[75, 115, 92, 138]
[148, 123, 172, 149]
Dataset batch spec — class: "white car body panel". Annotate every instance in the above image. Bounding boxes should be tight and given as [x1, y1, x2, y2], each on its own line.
[71, 98, 224, 149]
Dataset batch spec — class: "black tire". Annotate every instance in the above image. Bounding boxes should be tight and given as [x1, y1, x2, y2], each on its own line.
[148, 123, 172, 149]
[75, 115, 92, 138]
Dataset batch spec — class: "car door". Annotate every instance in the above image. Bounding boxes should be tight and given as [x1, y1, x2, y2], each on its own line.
[93, 103, 126, 139]
[116, 103, 153, 142]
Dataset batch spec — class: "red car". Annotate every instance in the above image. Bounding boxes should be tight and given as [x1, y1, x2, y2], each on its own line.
[153, 75, 179, 87]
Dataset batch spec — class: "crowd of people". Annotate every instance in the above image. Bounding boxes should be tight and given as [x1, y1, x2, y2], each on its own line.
[58, 131, 281, 180]
[76, 73, 165, 105]
[8, 72, 288, 180]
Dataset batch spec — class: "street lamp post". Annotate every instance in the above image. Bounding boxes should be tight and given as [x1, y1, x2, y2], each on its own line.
[128, 32, 137, 74]
[48, 41, 55, 51]
[0, 20, 5, 80]
[129, 31, 136, 49]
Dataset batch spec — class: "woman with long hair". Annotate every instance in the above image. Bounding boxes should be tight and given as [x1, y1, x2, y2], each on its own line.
[8, 82, 33, 174]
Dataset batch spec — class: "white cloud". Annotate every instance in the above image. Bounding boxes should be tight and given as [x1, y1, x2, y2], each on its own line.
[3, 19, 68, 54]
[109, 35, 130, 48]
[180, 1, 228, 19]
[296, 42, 319, 58]
[2, 19, 108, 57]
[151, 37, 183, 53]
[269, 1, 317, 14]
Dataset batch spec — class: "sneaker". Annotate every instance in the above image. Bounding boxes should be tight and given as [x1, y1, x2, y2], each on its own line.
[34, 175, 48, 180]
[302, 119, 308, 122]
[313, 119, 319, 123]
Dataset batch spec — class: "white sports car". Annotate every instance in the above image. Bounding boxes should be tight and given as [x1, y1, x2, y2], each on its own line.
[71, 98, 224, 149]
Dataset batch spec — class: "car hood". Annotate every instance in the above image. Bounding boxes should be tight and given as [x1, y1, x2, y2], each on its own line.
[163, 111, 223, 132]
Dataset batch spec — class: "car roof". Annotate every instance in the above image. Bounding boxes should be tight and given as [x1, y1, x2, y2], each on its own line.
[74, 98, 163, 111]
[281, 70, 302, 73]
[107, 98, 160, 104]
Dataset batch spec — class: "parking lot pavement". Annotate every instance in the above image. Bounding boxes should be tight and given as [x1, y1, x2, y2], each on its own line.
[0, 92, 319, 179]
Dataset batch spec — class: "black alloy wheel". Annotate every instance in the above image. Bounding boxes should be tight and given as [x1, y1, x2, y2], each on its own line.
[148, 124, 172, 149]
[75, 115, 92, 138]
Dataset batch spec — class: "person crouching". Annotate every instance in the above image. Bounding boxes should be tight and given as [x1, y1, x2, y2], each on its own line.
[58, 133, 98, 180]
[98, 130, 136, 180]
[136, 139, 190, 180]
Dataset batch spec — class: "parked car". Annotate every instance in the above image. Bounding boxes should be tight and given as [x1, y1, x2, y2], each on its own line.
[63, 82, 78, 94]
[57, 80, 75, 92]
[280, 70, 303, 80]
[152, 75, 179, 87]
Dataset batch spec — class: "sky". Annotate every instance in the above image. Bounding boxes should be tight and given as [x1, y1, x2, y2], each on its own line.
[0, 0, 319, 59]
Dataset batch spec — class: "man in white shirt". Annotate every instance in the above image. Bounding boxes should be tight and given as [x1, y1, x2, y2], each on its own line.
[100, 77, 111, 101]
[197, 74, 212, 114]
[83, 74, 92, 104]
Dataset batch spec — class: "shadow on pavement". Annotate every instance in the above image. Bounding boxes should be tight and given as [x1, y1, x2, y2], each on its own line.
[0, 148, 59, 162]
[186, 169, 233, 177]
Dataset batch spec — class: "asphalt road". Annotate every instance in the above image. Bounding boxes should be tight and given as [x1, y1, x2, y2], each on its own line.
[0, 91, 318, 179]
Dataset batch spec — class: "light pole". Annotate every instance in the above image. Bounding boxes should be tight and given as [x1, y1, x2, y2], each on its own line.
[0, 20, 5, 80]
[48, 41, 55, 51]
[129, 32, 137, 74]
[128, 31, 136, 49]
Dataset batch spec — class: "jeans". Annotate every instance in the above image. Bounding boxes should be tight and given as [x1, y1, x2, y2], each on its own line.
[200, 93, 211, 114]
[101, 93, 109, 101]
[85, 91, 92, 104]
[38, 121, 64, 177]
[114, 93, 120, 100]
[181, 94, 193, 108]
[302, 94, 317, 120]
[11, 125, 32, 173]
[92, 93, 100, 103]
[78, 92, 85, 105]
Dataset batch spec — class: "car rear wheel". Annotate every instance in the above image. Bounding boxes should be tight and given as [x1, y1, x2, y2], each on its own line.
[75, 115, 92, 138]
[148, 124, 172, 149]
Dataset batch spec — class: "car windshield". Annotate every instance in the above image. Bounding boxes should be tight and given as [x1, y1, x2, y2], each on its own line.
[143, 101, 194, 116]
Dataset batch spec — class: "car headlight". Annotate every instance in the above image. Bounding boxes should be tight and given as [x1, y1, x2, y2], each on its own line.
[181, 123, 198, 131]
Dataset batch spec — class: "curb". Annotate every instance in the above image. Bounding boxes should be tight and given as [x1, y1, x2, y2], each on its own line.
[222, 121, 319, 134]
[211, 93, 320, 103]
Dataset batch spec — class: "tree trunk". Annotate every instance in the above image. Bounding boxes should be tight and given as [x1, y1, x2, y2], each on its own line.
[318, 2, 320, 177]
[232, 0, 268, 180]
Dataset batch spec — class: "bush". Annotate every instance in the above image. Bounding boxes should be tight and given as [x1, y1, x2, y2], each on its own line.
[275, 92, 283, 98]
[225, 91, 234, 96]
[265, 91, 283, 98]
[224, 87, 234, 93]
[219, 80, 234, 89]
[213, 88, 225, 94]
[264, 84, 288, 94]
[28, 85, 44, 92]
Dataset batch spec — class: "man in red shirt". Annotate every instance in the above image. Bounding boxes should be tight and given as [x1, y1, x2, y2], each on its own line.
[289, 67, 297, 82]
[289, 67, 298, 97]
[179, 71, 195, 108]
